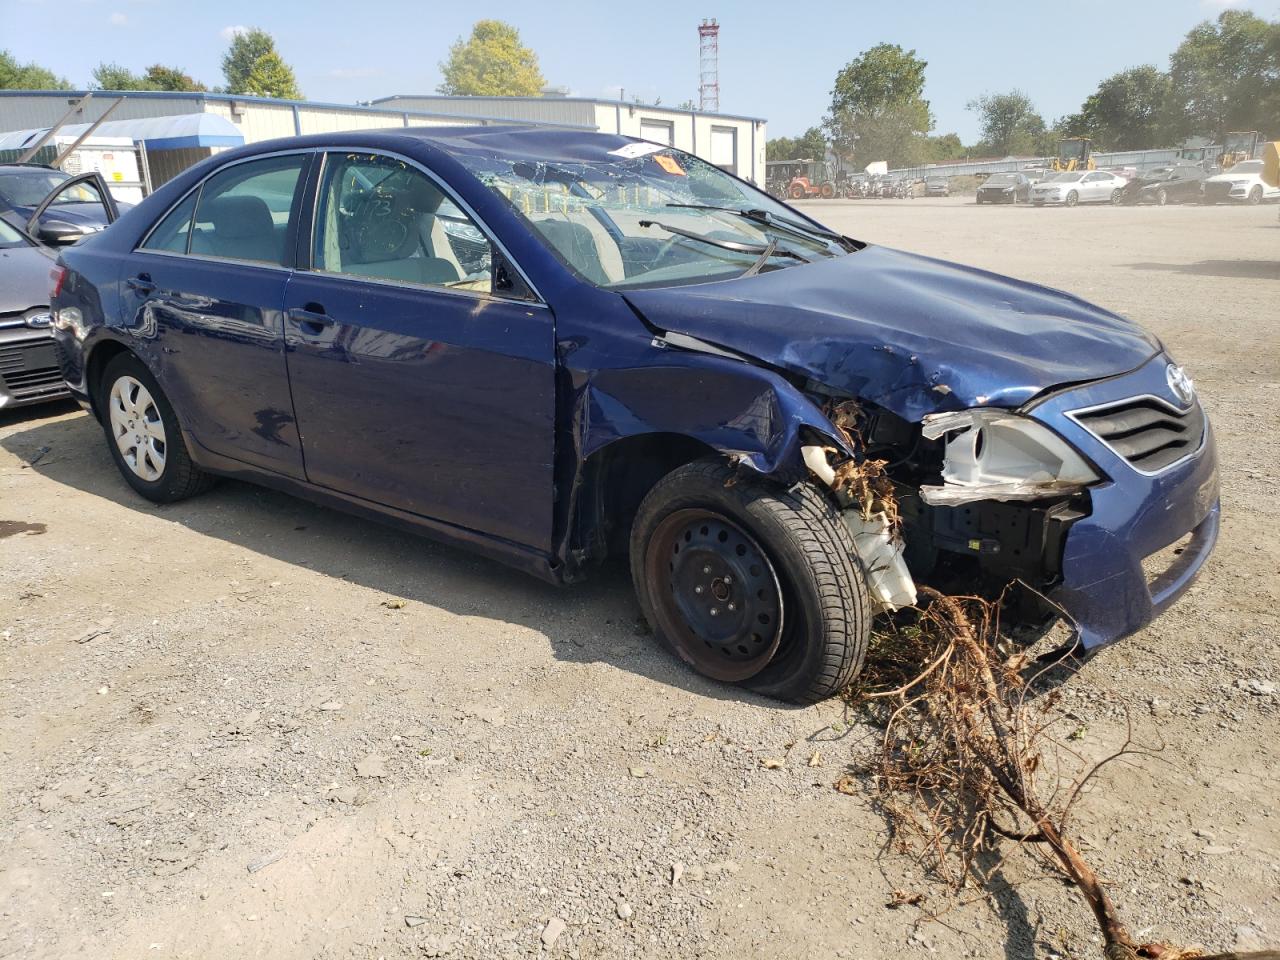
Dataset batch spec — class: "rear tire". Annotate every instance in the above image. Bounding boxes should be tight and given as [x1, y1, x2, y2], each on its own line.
[1155, 188, 1168, 206]
[630, 458, 870, 703]
[98, 352, 214, 503]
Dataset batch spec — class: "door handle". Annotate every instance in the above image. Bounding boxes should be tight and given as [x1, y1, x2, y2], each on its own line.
[127, 273, 156, 295]
[287, 304, 335, 335]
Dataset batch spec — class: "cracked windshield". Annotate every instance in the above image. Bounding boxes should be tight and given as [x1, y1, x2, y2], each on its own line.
[458, 147, 852, 288]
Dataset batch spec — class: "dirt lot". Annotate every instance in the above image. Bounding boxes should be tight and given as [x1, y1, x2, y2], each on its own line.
[2, 197, 1277, 960]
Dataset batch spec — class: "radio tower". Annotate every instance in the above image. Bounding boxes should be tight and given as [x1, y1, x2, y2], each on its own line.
[698, 19, 720, 113]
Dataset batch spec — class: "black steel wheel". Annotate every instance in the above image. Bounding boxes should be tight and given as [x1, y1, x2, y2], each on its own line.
[643, 509, 784, 682]
[630, 458, 871, 703]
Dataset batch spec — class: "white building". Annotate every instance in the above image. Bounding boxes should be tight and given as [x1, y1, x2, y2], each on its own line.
[0, 90, 766, 187]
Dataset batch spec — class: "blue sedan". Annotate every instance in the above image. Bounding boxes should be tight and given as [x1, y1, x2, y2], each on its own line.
[49, 126, 1219, 702]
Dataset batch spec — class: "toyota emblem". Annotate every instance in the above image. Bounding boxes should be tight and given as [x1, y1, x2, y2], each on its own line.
[1166, 364, 1195, 406]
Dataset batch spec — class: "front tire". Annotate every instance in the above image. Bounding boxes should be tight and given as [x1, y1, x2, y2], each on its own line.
[98, 353, 214, 503]
[1065, 190, 1079, 207]
[1248, 185, 1263, 205]
[630, 459, 870, 703]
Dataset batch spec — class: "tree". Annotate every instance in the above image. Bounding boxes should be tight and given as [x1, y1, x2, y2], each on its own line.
[1058, 66, 1171, 151]
[824, 44, 933, 170]
[766, 126, 828, 161]
[0, 50, 70, 90]
[438, 20, 544, 97]
[91, 62, 148, 90]
[923, 132, 966, 163]
[1168, 10, 1280, 143]
[144, 64, 206, 92]
[222, 27, 302, 99]
[967, 89, 1051, 156]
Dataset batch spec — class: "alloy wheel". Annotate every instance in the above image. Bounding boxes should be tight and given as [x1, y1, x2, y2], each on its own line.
[108, 375, 167, 481]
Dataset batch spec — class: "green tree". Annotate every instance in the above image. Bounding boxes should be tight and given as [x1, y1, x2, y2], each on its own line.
[144, 64, 207, 92]
[824, 44, 933, 170]
[1168, 10, 1280, 142]
[1059, 66, 1171, 150]
[766, 126, 828, 161]
[923, 132, 966, 162]
[222, 28, 302, 99]
[0, 50, 70, 90]
[967, 90, 1051, 156]
[91, 62, 149, 90]
[438, 20, 544, 97]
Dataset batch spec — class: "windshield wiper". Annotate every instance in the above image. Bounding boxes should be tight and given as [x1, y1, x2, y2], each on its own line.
[665, 203, 856, 251]
[639, 219, 810, 264]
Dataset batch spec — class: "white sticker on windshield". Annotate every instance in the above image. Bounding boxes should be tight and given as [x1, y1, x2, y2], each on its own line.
[609, 142, 666, 159]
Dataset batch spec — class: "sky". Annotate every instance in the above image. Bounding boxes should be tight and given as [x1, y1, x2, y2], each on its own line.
[5, 0, 1279, 142]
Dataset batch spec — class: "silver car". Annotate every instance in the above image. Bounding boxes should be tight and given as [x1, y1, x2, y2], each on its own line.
[1030, 170, 1127, 207]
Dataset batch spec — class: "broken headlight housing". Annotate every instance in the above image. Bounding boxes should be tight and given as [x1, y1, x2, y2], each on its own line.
[919, 409, 1100, 506]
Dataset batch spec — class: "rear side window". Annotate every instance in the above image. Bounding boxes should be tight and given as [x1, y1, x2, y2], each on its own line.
[141, 191, 198, 254]
[189, 154, 306, 266]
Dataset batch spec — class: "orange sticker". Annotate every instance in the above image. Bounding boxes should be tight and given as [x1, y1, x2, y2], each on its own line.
[654, 154, 686, 176]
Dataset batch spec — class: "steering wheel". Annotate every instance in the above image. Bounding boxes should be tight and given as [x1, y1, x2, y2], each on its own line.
[349, 184, 419, 261]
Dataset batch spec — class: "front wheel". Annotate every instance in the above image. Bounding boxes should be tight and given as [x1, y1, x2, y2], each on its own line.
[1065, 190, 1079, 207]
[1247, 185, 1263, 205]
[630, 459, 870, 703]
[98, 352, 214, 503]
[1155, 188, 1168, 206]
[788, 184, 805, 200]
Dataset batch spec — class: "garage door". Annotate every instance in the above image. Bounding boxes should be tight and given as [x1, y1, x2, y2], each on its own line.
[710, 126, 737, 175]
[639, 119, 673, 145]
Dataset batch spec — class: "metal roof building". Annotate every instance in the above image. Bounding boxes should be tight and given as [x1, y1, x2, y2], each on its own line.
[1, 90, 766, 187]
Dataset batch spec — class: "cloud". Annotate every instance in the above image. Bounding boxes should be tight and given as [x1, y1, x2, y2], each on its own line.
[220, 24, 248, 40]
[109, 10, 126, 24]
[328, 67, 386, 80]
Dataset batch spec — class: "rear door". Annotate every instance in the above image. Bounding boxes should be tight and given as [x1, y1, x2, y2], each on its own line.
[282, 150, 556, 550]
[124, 152, 310, 478]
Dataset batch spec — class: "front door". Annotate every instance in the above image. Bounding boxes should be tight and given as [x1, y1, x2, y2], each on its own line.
[282, 150, 556, 551]
[124, 152, 310, 478]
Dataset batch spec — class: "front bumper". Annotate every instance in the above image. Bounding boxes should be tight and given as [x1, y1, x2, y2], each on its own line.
[1026, 354, 1220, 649]
[978, 190, 1016, 203]
[0, 327, 69, 409]
[1031, 193, 1066, 205]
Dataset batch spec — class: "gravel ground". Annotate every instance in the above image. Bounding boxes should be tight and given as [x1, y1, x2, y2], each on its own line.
[2, 196, 1277, 960]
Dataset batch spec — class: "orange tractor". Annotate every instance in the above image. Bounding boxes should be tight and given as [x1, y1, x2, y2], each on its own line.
[768, 159, 838, 199]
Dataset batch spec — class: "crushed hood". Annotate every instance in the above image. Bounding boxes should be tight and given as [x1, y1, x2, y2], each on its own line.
[623, 245, 1160, 421]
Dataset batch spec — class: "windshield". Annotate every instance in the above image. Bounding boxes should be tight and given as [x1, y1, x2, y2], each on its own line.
[0, 169, 76, 207]
[1230, 160, 1263, 174]
[455, 145, 851, 289]
[1047, 172, 1085, 183]
[984, 174, 1019, 186]
[0, 217, 28, 248]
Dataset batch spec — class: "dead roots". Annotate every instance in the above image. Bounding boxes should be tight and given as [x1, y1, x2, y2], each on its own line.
[845, 588, 1277, 960]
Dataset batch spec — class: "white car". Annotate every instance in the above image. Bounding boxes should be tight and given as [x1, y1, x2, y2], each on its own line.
[1201, 160, 1280, 204]
[1030, 170, 1127, 207]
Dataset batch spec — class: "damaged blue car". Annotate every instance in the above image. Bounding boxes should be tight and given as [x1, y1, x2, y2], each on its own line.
[49, 127, 1219, 702]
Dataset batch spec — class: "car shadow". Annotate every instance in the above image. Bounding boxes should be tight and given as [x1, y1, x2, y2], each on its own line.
[0, 408, 804, 710]
[1125, 259, 1280, 280]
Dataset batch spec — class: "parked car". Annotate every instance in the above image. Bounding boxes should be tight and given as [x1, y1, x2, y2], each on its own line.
[50, 128, 1219, 702]
[924, 176, 950, 197]
[0, 163, 123, 241]
[1031, 170, 1127, 206]
[1201, 160, 1280, 204]
[976, 172, 1032, 204]
[0, 171, 118, 410]
[1118, 165, 1206, 206]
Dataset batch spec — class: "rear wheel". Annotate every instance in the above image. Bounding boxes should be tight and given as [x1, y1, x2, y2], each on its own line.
[1155, 188, 1168, 206]
[630, 459, 870, 703]
[820, 182, 836, 199]
[1112, 188, 1124, 204]
[98, 353, 214, 503]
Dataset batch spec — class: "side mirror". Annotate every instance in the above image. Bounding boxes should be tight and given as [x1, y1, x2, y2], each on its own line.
[34, 219, 89, 246]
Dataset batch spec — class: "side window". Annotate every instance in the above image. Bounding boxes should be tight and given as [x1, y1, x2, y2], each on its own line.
[189, 154, 306, 266]
[313, 152, 492, 292]
[141, 190, 198, 254]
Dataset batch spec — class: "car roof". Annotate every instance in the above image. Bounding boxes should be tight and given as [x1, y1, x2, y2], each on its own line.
[225, 124, 660, 167]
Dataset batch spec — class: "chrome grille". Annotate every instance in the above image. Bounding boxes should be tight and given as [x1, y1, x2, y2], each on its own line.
[1069, 396, 1205, 474]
